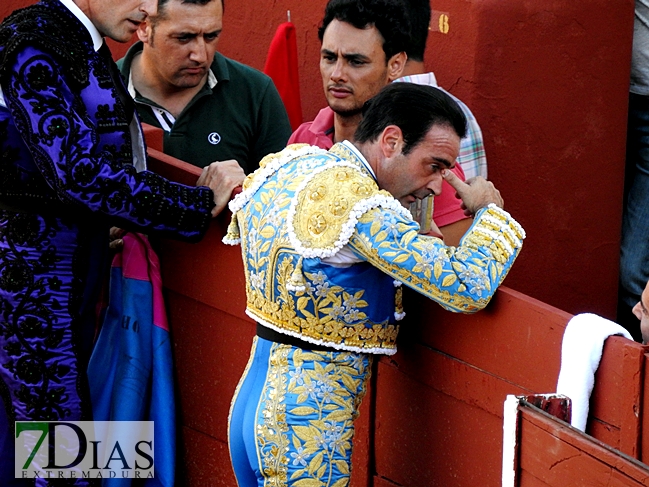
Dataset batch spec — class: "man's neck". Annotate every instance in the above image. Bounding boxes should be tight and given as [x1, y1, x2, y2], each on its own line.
[132, 51, 208, 118]
[333, 111, 362, 144]
[351, 139, 380, 177]
[401, 60, 425, 77]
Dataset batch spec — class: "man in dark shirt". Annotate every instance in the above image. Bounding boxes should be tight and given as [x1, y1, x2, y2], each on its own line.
[118, 0, 292, 173]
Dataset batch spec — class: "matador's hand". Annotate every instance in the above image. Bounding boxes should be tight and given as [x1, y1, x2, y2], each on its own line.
[442, 169, 504, 216]
[196, 159, 245, 217]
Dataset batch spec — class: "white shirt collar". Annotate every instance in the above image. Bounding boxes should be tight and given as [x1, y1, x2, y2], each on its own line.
[207, 69, 218, 89]
[341, 140, 376, 179]
[59, 0, 104, 51]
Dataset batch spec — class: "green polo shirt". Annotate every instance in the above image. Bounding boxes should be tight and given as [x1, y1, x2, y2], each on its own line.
[118, 42, 292, 173]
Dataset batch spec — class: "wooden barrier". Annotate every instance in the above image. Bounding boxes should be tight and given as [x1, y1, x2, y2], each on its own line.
[589, 338, 647, 459]
[509, 398, 649, 487]
[144, 148, 649, 486]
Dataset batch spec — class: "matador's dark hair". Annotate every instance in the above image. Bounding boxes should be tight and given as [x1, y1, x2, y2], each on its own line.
[355, 83, 467, 155]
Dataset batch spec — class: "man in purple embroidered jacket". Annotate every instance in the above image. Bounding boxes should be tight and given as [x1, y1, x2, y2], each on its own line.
[225, 83, 525, 485]
[0, 0, 242, 484]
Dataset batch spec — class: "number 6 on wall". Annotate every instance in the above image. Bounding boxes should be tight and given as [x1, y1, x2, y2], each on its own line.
[430, 11, 450, 34]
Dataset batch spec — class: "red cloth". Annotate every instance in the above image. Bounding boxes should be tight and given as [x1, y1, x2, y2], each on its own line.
[263, 22, 303, 131]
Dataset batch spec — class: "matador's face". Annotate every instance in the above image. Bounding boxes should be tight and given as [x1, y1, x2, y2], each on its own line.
[376, 124, 459, 208]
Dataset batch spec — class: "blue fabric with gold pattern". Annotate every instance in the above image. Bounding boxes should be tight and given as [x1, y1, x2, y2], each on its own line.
[224, 141, 525, 356]
[225, 141, 525, 486]
[229, 337, 371, 487]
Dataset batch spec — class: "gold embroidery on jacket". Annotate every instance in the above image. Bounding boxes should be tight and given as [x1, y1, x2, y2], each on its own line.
[291, 165, 377, 251]
[239, 156, 401, 353]
[234, 144, 524, 350]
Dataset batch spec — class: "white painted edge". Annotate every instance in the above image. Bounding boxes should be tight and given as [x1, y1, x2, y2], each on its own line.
[502, 394, 520, 487]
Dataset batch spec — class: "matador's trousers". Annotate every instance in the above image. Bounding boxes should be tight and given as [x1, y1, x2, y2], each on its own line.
[228, 336, 372, 487]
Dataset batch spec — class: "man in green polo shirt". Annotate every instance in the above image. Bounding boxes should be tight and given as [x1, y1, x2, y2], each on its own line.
[118, 0, 292, 174]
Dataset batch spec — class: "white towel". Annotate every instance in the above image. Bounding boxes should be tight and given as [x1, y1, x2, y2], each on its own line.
[556, 313, 633, 431]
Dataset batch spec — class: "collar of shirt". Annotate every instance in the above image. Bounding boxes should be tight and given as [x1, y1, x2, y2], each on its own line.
[341, 140, 376, 180]
[207, 69, 218, 89]
[59, 0, 103, 51]
[394, 71, 439, 87]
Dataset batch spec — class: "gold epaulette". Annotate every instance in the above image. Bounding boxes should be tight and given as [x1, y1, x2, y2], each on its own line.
[223, 144, 326, 246]
[288, 162, 382, 258]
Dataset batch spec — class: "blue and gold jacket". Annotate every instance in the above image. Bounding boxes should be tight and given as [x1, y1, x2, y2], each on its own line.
[224, 142, 525, 355]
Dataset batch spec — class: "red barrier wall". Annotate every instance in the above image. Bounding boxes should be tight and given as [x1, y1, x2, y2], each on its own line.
[140, 159, 649, 485]
[1, 0, 643, 483]
[466, 0, 634, 318]
[1, 0, 635, 319]
[516, 403, 649, 487]
[135, 143, 649, 485]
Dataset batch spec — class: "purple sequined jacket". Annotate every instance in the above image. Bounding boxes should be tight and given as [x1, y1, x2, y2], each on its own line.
[0, 0, 213, 456]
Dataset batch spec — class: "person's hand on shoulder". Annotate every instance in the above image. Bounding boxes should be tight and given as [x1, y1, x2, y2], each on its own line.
[442, 169, 504, 216]
[196, 160, 245, 217]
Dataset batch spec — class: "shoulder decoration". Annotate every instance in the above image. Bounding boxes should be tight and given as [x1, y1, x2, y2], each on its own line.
[228, 144, 324, 215]
[222, 143, 325, 245]
[287, 162, 412, 259]
[0, 0, 92, 88]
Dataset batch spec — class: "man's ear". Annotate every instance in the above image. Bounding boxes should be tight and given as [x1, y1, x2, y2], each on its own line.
[379, 125, 404, 158]
[387, 51, 407, 82]
[137, 20, 152, 43]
